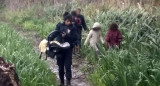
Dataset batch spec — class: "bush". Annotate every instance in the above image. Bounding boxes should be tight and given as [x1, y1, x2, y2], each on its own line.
[23, 20, 37, 30]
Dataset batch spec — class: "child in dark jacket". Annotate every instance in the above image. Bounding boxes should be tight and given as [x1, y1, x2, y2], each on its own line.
[105, 22, 122, 49]
[48, 14, 77, 86]
[75, 8, 88, 56]
[71, 11, 79, 55]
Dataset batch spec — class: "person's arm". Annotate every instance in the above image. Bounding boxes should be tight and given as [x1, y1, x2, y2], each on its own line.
[105, 31, 111, 49]
[105, 31, 110, 43]
[47, 23, 61, 41]
[84, 30, 92, 45]
[100, 31, 104, 44]
[117, 30, 122, 42]
[65, 26, 78, 42]
[81, 15, 87, 31]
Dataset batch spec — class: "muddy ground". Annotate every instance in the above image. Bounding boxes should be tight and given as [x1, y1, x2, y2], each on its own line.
[8, 24, 90, 86]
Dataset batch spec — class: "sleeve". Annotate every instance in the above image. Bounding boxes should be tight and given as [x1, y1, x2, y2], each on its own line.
[100, 31, 104, 44]
[105, 31, 110, 42]
[81, 15, 87, 31]
[47, 23, 61, 41]
[65, 26, 78, 42]
[84, 30, 92, 45]
[117, 30, 122, 42]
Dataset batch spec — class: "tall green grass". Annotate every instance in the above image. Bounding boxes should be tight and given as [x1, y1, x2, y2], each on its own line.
[2, 1, 78, 38]
[0, 23, 57, 86]
[81, 6, 160, 86]
[2, 1, 160, 86]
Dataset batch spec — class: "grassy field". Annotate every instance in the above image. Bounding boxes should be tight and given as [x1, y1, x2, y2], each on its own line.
[0, 23, 57, 86]
[2, 1, 160, 86]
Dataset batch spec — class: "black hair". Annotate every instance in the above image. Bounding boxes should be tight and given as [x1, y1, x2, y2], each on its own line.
[109, 22, 118, 30]
[64, 14, 72, 21]
[71, 10, 77, 16]
[63, 11, 70, 19]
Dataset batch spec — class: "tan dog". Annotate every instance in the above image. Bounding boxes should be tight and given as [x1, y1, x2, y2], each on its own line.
[39, 39, 48, 53]
[39, 39, 68, 60]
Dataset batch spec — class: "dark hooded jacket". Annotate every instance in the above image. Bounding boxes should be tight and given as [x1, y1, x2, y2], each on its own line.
[47, 22, 78, 48]
[76, 14, 87, 31]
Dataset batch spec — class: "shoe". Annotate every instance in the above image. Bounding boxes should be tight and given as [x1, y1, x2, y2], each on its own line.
[66, 80, 71, 86]
[59, 83, 64, 86]
[59, 79, 64, 86]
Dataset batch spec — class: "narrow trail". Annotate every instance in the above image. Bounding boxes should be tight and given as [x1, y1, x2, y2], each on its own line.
[3, 22, 90, 86]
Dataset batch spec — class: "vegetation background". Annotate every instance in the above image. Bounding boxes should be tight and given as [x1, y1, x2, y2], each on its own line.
[0, 0, 160, 86]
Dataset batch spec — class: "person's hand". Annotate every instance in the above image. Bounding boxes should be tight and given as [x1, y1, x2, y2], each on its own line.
[62, 32, 66, 38]
[102, 41, 105, 44]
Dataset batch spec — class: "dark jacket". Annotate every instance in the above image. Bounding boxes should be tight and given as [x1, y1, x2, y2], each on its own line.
[47, 22, 78, 48]
[77, 14, 87, 31]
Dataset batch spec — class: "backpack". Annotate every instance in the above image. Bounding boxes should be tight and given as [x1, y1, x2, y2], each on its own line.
[75, 17, 82, 26]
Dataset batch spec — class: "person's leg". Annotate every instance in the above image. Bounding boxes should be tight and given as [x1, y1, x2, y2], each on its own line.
[95, 45, 99, 56]
[91, 44, 99, 56]
[77, 29, 82, 56]
[64, 48, 72, 86]
[56, 54, 65, 85]
[77, 39, 81, 53]
[75, 41, 78, 53]
[77, 39, 81, 57]
[72, 46, 75, 55]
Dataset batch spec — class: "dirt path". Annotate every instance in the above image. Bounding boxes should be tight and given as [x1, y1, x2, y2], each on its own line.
[5, 23, 90, 86]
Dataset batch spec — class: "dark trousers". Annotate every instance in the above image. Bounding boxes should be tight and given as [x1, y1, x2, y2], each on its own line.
[56, 48, 72, 83]
[77, 28, 82, 46]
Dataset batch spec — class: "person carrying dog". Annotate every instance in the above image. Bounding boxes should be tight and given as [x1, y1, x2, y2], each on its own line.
[47, 13, 77, 86]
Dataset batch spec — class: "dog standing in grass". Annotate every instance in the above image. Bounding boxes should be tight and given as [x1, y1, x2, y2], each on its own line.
[84, 22, 104, 55]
